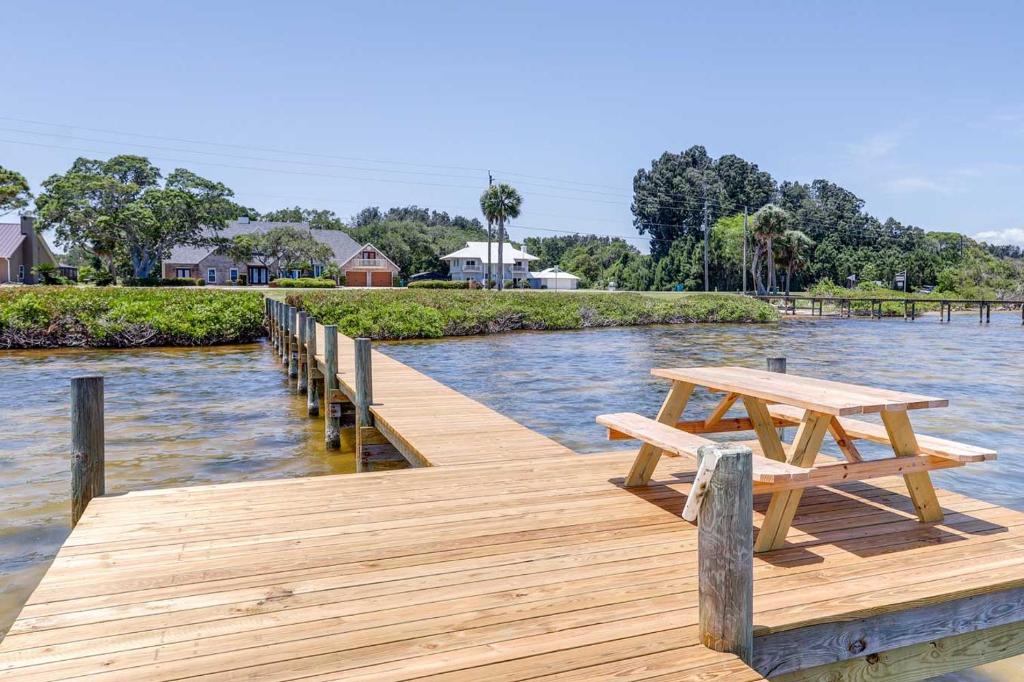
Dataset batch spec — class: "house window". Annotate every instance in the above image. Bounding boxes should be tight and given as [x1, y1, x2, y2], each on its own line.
[207, 268, 217, 284]
[465, 259, 476, 266]
[229, 268, 238, 282]
[313, 264, 323, 277]
[175, 268, 191, 278]
[18, 265, 25, 281]
[361, 250, 376, 259]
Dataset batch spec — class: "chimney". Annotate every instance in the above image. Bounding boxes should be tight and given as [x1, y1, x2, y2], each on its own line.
[20, 216, 37, 284]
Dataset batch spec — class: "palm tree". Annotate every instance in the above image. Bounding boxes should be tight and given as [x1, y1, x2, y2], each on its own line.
[480, 183, 523, 291]
[777, 229, 814, 295]
[750, 204, 792, 294]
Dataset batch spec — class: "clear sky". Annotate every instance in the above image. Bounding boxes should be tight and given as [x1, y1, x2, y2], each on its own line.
[3, 0, 1023, 249]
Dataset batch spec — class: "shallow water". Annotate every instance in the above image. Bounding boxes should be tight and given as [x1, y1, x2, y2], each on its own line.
[1, 316, 1023, 679]
[0, 343, 356, 637]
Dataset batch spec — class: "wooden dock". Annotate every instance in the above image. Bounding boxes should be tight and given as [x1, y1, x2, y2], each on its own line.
[2, 298, 1023, 680]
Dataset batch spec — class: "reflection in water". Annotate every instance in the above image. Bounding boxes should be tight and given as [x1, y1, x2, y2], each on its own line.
[1, 316, 1022, 679]
[0, 342, 355, 637]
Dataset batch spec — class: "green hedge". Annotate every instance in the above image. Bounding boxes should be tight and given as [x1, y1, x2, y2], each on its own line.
[0, 287, 266, 348]
[408, 280, 470, 289]
[269, 277, 337, 288]
[125, 277, 206, 287]
[287, 290, 778, 340]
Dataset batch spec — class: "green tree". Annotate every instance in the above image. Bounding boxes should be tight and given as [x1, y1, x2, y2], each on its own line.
[35, 156, 238, 279]
[776, 229, 814, 294]
[262, 206, 346, 230]
[221, 226, 332, 277]
[480, 183, 523, 290]
[751, 204, 792, 293]
[0, 165, 32, 217]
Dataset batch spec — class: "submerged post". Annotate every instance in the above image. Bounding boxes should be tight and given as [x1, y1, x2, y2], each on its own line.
[766, 357, 786, 374]
[323, 325, 340, 449]
[71, 376, 104, 527]
[288, 306, 299, 379]
[306, 316, 320, 416]
[296, 311, 308, 393]
[697, 443, 754, 664]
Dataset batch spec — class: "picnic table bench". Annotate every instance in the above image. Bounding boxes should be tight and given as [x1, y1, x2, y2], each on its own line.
[598, 366, 996, 552]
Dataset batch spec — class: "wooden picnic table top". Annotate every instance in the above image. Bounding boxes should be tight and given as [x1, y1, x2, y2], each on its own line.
[650, 366, 948, 416]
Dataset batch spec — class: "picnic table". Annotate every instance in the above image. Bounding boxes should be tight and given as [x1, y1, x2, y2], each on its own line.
[598, 366, 996, 552]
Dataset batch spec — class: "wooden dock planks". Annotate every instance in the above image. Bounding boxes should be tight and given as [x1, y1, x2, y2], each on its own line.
[3, 449, 1024, 680]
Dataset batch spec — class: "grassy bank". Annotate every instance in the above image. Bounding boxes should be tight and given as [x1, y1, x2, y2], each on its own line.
[289, 289, 778, 340]
[0, 287, 266, 348]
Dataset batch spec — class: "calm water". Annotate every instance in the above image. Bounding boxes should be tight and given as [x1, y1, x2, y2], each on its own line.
[1, 316, 1022, 679]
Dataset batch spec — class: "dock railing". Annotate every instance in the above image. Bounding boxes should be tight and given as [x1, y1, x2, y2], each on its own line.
[753, 293, 1024, 323]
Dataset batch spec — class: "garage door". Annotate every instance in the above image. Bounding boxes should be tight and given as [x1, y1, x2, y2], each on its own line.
[344, 270, 367, 286]
[370, 271, 393, 287]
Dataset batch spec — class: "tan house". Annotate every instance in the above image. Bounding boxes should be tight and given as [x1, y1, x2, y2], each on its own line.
[0, 216, 60, 284]
[162, 219, 399, 286]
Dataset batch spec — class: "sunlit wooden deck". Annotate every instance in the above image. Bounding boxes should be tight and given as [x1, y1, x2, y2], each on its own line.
[3, 449, 1024, 680]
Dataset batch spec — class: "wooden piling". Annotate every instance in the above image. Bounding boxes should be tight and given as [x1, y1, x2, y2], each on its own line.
[287, 306, 299, 379]
[296, 311, 308, 393]
[323, 325, 340, 449]
[986, 303, 991, 324]
[697, 443, 754, 664]
[354, 338, 373, 471]
[71, 376, 104, 527]
[281, 304, 291, 365]
[766, 357, 786, 374]
[306, 315, 320, 417]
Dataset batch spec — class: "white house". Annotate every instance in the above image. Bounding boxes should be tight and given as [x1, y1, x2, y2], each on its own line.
[530, 266, 580, 290]
[441, 241, 538, 287]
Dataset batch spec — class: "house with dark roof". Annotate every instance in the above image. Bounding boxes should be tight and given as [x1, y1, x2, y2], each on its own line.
[162, 218, 399, 286]
[0, 216, 61, 284]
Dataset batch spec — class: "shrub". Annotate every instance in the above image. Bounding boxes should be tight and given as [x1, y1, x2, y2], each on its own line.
[124, 277, 205, 287]
[408, 280, 470, 289]
[0, 287, 265, 348]
[269, 277, 337, 288]
[288, 290, 777, 340]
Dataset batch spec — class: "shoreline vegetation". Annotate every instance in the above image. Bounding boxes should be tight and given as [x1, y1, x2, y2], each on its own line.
[289, 290, 779, 340]
[0, 288, 265, 348]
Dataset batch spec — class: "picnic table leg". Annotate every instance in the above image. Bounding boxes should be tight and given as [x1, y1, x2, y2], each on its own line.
[753, 410, 831, 553]
[741, 397, 787, 462]
[625, 381, 694, 486]
[881, 411, 944, 523]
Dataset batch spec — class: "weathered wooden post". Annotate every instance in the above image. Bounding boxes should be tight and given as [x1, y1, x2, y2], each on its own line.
[979, 302, 984, 324]
[323, 325, 340, 449]
[986, 302, 991, 324]
[288, 306, 299, 379]
[354, 337, 373, 472]
[696, 443, 754, 664]
[296, 311, 308, 393]
[264, 297, 272, 340]
[71, 376, 104, 527]
[306, 316, 321, 416]
[766, 357, 786, 374]
[281, 304, 291, 366]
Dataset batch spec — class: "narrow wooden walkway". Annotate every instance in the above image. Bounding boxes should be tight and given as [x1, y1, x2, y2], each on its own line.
[318, 322, 577, 467]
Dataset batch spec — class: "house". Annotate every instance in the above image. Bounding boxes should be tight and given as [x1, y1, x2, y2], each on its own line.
[162, 219, 399, 286]
[530, 267, 580, 290]
[440, 241, 538, 287]
[0, 216, 60, 284]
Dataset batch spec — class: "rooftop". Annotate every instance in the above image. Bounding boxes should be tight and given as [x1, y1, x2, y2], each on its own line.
[166, 220, 363, 265]
[0, 224, 25, 259]
[440, 241, 538, 263]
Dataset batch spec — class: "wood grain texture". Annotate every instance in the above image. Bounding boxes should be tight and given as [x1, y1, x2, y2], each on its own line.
[70, 376, 104, 528]
[753, 586, 1024, 676]
[698, 444, 754, 664]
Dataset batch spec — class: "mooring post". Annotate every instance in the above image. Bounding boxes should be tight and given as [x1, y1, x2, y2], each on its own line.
[354, 338, 374, 472]
[288, 306, 299, 379]
[987, 303, 991, 324]
[767, 357, 786, 439]
[71, 376, 105, 527]
[282, 304, 292, 366]
[911, 301, 916, 321]
[264, 297, 271, 340]
[296, 311, 308, 393]
[697, 443, 754, 664]
[979, 302, 984, 324]
[306, 316, 321, 416]
[323, 325, 340, 449]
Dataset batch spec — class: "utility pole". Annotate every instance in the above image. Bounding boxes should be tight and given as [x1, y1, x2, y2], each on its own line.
[702, 185, 710, 292]
[742, 206, 748, 295]
[485, 172, 494, 288]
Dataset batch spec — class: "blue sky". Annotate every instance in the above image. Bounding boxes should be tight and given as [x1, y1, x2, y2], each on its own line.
[3, 0, 1023, 249]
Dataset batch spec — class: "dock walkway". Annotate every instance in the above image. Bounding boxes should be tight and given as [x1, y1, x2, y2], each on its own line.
[2, 301, 1023, 680]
